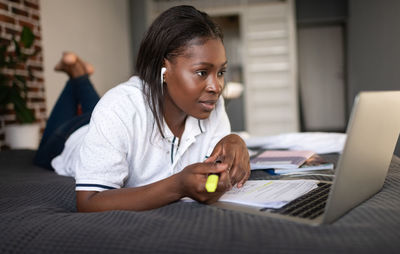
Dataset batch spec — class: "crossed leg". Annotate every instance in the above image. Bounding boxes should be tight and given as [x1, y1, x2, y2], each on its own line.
[34, 52, 100, 170]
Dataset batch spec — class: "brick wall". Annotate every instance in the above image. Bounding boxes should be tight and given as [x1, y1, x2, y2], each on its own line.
[0, 0, 46, 150]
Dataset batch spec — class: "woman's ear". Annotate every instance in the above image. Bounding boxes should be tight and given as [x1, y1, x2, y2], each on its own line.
[164, 58, 173, 71]
[163, 59, 173, 83]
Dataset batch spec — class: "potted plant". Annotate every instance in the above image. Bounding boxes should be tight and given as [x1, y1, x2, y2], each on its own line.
[0, 26, 40, 149]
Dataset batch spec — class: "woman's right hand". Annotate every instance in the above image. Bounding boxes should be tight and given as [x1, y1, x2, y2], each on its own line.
[177, 161, 232, 204]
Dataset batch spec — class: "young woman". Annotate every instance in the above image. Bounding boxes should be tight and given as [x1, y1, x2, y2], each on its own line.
[34, 5, 250, 212]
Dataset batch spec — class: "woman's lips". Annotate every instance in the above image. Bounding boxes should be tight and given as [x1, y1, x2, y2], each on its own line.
[199, 100, 217, 111]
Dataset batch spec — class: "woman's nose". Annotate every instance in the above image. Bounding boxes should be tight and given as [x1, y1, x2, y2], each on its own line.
[206, 75, 223, 94]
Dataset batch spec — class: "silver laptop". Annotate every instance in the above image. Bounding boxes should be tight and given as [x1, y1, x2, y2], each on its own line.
[214, 91, 400, 225]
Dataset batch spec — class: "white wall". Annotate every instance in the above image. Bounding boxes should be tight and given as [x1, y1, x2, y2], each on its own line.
[347, 0, 400, 109]
[298, 26, 346, 131]
[40, 0, 133, 115]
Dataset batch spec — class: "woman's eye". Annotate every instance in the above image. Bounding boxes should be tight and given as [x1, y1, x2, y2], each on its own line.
[218, 70, 226, 77]
[196, 71, 207, 77]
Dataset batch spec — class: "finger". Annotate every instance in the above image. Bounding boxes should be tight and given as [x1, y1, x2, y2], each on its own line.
[222, 154, 235, 176]
[206, 145, 223, 163]
[194, 161, 229, 175]
[217, 169, 232, 191]
[236, 171, 250, 188]
[231, 156, 250, 187]
[228, 164, 242, 186]
[219, 149, 234, 177]
[237, 165, 251, 188]
[204, 155, 215, 163]
[226, 150, 242, 184]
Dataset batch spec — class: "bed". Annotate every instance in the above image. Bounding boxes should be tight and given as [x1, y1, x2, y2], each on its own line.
[1, 149, 400, 253]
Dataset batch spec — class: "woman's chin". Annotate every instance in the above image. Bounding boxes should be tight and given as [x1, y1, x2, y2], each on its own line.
[192, 111, 212, 120]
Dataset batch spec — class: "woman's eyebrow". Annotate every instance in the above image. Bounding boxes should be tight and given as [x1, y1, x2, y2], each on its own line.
[192, 60, 228, 67]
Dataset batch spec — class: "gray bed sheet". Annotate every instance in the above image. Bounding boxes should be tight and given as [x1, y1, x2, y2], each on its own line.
[0, 150, 399, 254]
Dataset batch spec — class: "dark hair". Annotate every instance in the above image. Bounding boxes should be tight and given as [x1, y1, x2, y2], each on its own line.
[135, 5, 224, 137]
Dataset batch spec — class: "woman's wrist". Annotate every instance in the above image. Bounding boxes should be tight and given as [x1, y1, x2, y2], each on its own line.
[169, 172, 186, 200]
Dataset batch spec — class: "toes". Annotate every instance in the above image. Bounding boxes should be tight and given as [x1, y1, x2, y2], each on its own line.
[54, 52, 77, 72]
[62, 52, 77, 65]
[54, 52, 93, 77]
[84, 62, 94, 75]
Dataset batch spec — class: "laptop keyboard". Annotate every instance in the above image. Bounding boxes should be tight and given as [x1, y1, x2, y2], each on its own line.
[260, 182, 332, 219]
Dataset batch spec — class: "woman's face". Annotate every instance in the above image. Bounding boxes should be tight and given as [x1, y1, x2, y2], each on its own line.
[164, 38, 227, 120]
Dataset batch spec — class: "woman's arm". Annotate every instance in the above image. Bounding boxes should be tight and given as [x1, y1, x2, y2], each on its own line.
[76, 161, 231, 212]
[207, 134, 250, 188]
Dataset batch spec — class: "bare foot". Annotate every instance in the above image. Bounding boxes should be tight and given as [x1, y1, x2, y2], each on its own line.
[54, 52, 94, 78]
[54, 52, 76, 71]
[83, 61, 94, 75]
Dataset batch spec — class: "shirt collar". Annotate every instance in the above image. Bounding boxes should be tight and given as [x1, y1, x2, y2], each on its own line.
[162, 116, 206, 142]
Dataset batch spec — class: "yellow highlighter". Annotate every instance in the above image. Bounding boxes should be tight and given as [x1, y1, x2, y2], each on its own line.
[205, 174, 219, 192]
[205, 160, 221, 193]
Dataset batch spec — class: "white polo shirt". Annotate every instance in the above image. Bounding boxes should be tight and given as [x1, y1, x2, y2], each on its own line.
[52, 76, 231, 192]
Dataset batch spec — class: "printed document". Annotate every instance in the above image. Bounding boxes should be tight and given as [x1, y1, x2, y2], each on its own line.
[250, 150, 315, 170]
[219, 180, 319, 209]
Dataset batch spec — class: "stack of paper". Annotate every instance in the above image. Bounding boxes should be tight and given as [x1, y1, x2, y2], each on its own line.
[250, 150, 334, 175]
[219, 180, 319, 209]
[244, 132, 346, 154]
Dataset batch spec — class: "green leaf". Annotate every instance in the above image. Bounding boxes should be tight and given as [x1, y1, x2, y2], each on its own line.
[9, 87, 35, 123]
[12, 81, 27, 100]
[0, 26, 36, 124]
[0, 45, 7, 67]
[0, 86, 10, 106]
[20, 26, 35, 48]
[14, 74, 26, 86]
[7, 54, 17, 69]
[12, 37, 21, 58]
[21, 53, 29, 62]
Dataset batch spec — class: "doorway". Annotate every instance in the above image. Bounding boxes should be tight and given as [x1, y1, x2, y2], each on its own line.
[212, 15, 245, 132]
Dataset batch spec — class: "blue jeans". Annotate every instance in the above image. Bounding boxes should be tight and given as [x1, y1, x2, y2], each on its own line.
[34, 75, 100, 170]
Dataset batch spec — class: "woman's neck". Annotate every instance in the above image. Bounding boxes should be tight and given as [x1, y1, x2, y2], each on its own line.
[163, 95, 187, 138]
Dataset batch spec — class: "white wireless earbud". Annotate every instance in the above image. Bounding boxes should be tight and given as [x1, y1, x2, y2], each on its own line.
[161, 67, 166, 84]
[160, 67, 166, 95]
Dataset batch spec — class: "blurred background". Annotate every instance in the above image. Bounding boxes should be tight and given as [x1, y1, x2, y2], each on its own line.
[1, 0, 400, 152]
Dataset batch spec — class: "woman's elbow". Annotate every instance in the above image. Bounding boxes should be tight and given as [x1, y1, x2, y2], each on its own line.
[76, 191, 99, 212]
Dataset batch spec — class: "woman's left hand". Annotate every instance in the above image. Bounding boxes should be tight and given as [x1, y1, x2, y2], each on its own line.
[206, 134, 250, 188]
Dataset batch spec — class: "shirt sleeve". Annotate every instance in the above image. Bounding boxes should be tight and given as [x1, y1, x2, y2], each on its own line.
[206, 96, 231, 156]
[74, 98, 131, 192]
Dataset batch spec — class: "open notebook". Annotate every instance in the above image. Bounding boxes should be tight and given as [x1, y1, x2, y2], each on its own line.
[214, 91, 400, 225]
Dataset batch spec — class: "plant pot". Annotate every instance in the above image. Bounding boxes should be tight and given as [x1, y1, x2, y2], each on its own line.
[4, 123, 40, 150]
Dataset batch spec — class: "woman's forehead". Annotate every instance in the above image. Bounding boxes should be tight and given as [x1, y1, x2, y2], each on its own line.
[177, 38, 227, 65]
